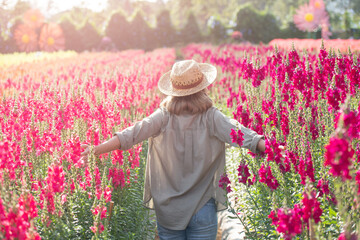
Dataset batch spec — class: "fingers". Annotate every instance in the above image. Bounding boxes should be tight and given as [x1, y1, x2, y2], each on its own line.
[80, 144, 90, 156]
[81, 144, 89, 149]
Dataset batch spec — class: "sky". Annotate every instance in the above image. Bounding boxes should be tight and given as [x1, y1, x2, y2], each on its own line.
[2, 0, 158, 17]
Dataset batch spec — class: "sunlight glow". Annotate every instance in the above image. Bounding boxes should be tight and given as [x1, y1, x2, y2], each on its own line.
[4, 0, 108, 17]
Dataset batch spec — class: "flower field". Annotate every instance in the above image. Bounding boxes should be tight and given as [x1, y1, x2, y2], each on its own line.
[0, 48, 175, 239]
[0, 41, 360, 240]
[183, 43, 360, 239]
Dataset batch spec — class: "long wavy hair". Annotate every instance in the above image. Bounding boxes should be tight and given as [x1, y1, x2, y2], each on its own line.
[160, 89, 213, 115]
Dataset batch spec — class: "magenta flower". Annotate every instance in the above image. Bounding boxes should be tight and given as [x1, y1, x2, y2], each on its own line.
[268, 205, 303, 240]
[219, 173, 232, 193]
[108, 167, 126, 189]
[46, 163, 65, 193]
[230, 128, 244, 146]
[237, 162, 254, 186]
[305, 149, 315, 184]
[301, 191, 323, 224]
[92, 205, 107, 220]
[356, 170, 360, 195]
[324, 137, 354, 181]
[259, 164, 279, 190]
[316, 179, 330, 196]
[338, 233, 358, 240]
[342, 110, 360, 140]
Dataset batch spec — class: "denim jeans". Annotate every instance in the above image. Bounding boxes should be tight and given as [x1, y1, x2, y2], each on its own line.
[157, 198, 218, 240]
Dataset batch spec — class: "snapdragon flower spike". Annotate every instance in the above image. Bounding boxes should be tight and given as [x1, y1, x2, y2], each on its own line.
[252, 112, 264, 135]
[90, 222, 105, 234]
[258, 164, 279, 190]
[233, 105, 251, 128]
[265, 138, 290, 173]
[219, 173, 232, 193]
[342, 110, 360, 140]
[324, 137, 354, 181]
[0, 194, 40, 240]
[237, 162, 254, 186]
[268, 205, 303, 240]
[92, 205, 107, 220]
[46, 163, 66, 193]
[301, 191, 323, 224]
[316, 178, 330, 196]
[356, 170, 360, 195]
[230, 128, 244, 146]
[108, 167, 126, 189]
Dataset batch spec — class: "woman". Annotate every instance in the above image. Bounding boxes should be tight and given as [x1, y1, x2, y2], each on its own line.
[81, 59, 265, 239]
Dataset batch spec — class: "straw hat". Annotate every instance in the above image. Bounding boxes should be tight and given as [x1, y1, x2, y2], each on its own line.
[158, 59, 217, 96]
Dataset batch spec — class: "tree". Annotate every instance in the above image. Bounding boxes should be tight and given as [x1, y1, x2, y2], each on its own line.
[129, 11, 154, 50]
[78, 21, 102, 51]
[180, 13, 203, 44]
[105, 11, 132, 50]
[60, 18, 84, 52]
[209, 18, 227, 43]
[154, 10, 177, 47]
[235, 4, 281, 43]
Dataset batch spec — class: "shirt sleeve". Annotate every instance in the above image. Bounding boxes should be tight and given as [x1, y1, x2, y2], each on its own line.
[114, 108, 167, 150]
[211, 108, 264, 154]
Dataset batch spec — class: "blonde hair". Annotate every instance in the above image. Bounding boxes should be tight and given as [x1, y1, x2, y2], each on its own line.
[160, 89, 213, 115]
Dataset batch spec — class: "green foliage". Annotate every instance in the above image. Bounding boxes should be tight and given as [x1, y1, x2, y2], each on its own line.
[209, 19, 228, 44]
[129, 11, 154, 51]
[180, 13, 203, 45]
[35, 158, 155, 239]
[154, 10, 177, 48]
[78, 21, 102, 51]
[60, 19, 84, 52]
[105, 11, 132, 51]
[107, 181, 156, 239]
[235, 4, 281, 43]
[280, 22, 306, 39]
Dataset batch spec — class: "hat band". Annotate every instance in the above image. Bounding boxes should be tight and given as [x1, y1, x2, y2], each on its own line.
[171, 75, 203, 90]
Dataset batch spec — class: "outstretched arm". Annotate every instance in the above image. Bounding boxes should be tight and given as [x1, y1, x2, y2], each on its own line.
[80, 108, 167, 165]
[80, 136, 121, 162]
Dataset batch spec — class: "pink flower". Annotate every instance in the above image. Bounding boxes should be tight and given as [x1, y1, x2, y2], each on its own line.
[342, 111, 360, 140]
[230, 128, 244, 146]
[104, 186, 112, 202]
[237, 162, 254, 186]
[90, 222, 105, 234]
[108, 167, 126, 189]
[233, 105, 252, 128]
[231, 31, 243, 39]
[338, 232, 359, 240]
[356, 170, 360, 195]
[269, 205, 303, 239]
[46, 163, 65, 193]
[310, 0, 325, 10]
[316, 179, 330, 196]
[324, 137, 354, 181]
[294, 4, 322, 32]
[92, 205, 107, 220]
[219, 173, 232, 193]
[258, 164, 279, 190]
[301, 191, 323, 224]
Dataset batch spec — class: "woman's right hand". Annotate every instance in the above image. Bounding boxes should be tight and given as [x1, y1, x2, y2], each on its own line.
[80, 144, 90, 166]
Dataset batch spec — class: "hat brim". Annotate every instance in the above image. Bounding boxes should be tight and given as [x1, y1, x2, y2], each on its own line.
[158, 63, 217, 96]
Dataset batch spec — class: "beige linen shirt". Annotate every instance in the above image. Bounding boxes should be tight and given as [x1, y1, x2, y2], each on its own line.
[114, 106, 263, 230]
